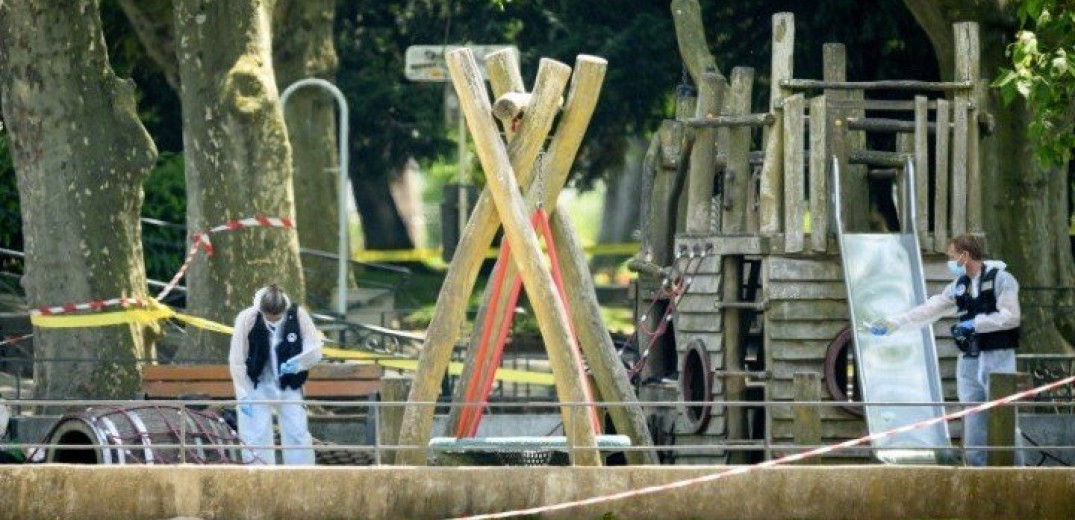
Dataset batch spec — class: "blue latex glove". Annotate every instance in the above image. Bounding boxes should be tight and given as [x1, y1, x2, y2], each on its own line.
[867, 318, 897, 337]
[280, 359, 301, 375]
[238, 396, 253, 417]
[956, 319, 975, 333]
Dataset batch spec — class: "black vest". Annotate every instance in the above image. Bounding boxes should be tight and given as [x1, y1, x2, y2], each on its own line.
[954, 267, 1020, 351]
[245, 304, 309, 390]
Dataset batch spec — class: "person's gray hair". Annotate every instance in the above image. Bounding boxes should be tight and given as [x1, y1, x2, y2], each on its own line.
[254, 284, 290, 315]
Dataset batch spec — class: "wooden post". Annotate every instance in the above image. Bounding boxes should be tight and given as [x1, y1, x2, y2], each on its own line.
[537, 58, 656, 462]
[446, 52, 530, 435]
[720, 67, 754, 235]
[396, 57, 571, 466]
[378, 377, 410, 465]
[954, 22, 982, 235]
[759, 13, 794, 236]
[783, 93, 805, 253]
[685, 69, 725, 234]
[987, 372, 1031, 467]
[447, 49, 600, 465]
[934, 99, 951, 252]
[824, 43, 861, 232]
[793, 372, 822, 453]
[914, 96, 930, 247]
[808, 95, 828, 253]
[896, 133, 913, 231]
[951, 97, 969, 238]
[550, 206, 659, 464]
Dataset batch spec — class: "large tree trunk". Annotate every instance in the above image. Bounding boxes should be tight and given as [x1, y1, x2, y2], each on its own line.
[903, 0, 1075, 353]
[175, 0, 305, 360]
[273, 0, 342, 309]
[352, 172, 415, 250]
[0, 0, 158, 399]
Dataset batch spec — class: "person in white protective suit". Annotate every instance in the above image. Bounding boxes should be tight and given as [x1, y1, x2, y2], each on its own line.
[870, 234, 1021, 466]
[228, 284, 323, 465]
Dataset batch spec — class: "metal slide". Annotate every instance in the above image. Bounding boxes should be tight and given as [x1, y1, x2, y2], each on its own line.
[832, 156, 951, 464]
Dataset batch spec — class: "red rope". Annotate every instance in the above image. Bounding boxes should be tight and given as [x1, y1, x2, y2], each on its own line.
[534, 209, 600, 433]
[455, 239, 514, 438]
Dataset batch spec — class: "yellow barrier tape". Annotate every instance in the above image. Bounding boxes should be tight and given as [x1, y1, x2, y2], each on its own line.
[321, 346, 554, 386]
[352, 242, 641, 263]
[31, 307, 173, 328]
[31, 302, 555, 386]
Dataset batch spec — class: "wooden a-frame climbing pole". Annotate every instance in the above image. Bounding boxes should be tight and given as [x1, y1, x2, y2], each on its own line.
[395, 48, 656, 466]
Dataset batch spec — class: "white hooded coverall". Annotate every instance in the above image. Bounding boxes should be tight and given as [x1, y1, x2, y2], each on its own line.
[890, 260, 1021, 466]
[228, 290, 323, 465]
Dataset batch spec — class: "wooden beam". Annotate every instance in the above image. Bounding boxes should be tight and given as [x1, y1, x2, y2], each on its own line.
[760, 13, 794, 235]
[987, 372, 1031, 466]
[955, 22, 982, 234]
[783, 93, 805, 253]
[396, 56, 570, 466]
[446, 54, 530, 437]
[376, 377, 410, 465]
[720, 67, 754, 235]
[685, 69, 725, 234]
[793, 372, 822, 449]
[808, 95, 828, 253]
[951, 97, 969, 237]
[781, 79, 973, 91]
[914, 96, 930, 247]
[683, 113, 772, 128]
[551, 206, 659, 464]
[934, 99, 951, 252]
[849, 150, 910, 168]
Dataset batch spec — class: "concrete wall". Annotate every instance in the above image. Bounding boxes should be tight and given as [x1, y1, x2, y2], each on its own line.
[2, 465, 1074, 519]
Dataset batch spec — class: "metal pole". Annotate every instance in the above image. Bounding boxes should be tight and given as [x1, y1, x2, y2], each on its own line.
[280, 79, 351, 324]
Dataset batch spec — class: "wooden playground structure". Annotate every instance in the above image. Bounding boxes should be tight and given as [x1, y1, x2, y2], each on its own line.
[628, 3, 989, 463]
[391, 0, 991, 466]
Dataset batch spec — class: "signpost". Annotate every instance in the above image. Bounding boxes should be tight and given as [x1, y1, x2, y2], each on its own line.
[405, 45, 517, 82]
[405, 45, 518, 259]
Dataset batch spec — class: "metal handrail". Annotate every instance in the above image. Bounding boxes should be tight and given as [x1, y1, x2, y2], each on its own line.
[3, 397, 1072, 466]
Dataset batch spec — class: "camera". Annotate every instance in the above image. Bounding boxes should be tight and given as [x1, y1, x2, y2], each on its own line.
[950, 324, 979, 358]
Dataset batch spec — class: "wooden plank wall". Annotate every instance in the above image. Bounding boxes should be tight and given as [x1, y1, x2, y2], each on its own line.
[763, 254, 961, 443]
[671, 236, 730, 456]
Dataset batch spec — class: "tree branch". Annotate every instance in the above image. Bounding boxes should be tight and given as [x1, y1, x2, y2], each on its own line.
[116, 0, 178, 91]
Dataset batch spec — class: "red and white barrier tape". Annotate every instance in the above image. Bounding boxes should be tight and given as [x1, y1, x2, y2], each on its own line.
[32, 296, 150, 317]
[0, 333, 33, 348]
[452, 373, 1075, 520]
[156, 215, 293, 299]
[29, 215, 294, 314]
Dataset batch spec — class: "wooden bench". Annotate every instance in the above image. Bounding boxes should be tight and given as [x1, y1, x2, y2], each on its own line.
[141, 363, 382, 400]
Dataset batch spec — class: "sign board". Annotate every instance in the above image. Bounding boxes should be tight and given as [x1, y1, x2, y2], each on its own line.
[405, 45, 518, 82]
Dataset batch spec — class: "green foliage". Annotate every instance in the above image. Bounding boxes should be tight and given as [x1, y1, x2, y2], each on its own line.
[995, 1, 1075, 167]
[0, 131, 21, 254]
[141, 152, 187, 282]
